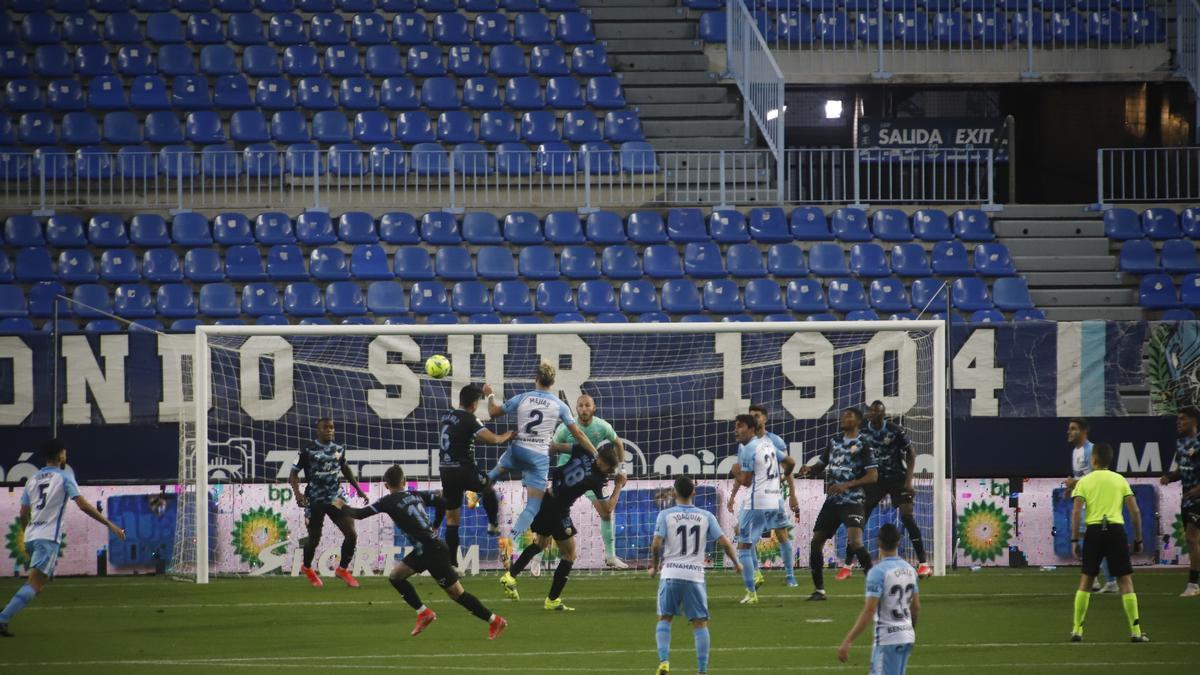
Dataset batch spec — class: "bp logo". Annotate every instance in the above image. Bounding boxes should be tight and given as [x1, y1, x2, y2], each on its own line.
[231, 507, 290, 568]
[1145, 323, 1200, 416]
[956, 501, 1012, 563]
[4, 517, 65, 570]
[755, 536, 781, 564]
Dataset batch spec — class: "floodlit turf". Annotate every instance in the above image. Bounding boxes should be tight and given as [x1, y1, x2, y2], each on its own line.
[0, 568, 1195, 673]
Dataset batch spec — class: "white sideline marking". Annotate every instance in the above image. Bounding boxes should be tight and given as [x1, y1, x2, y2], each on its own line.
[805, 618, 833, 623]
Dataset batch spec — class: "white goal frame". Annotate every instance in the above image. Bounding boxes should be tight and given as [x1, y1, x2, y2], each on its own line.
[189, 321, 946, 584]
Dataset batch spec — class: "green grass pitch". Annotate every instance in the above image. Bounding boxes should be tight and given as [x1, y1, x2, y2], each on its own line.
[0, 568, 1194, 673]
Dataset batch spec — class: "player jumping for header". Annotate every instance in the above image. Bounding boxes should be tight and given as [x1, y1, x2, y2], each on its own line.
[730, 413, 798, 605]
[439, 384, 515, 568]
[799, 407, 878, 601]
[1161, 406, 1200, 597]
[485, 362, 597, 564]
[337, 465, 507, 640]
[550, 393, 630, 569]
[290, 417, 369, 588]
[0, 439, 126, 637]
[500, 443, 627, 611]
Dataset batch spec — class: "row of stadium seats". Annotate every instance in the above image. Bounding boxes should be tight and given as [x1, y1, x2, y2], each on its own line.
[0, 276, 1038, 323]
[1, 109, 644, 147]
[1, 240, 1019, 284]
[0, 43, 612, 78]
[1, 74, 628, 112]
[1117, 239, 1200, 275]
[2, 0, 574, 12]
[685, 0, 1154, 8]
[1137, 274, 1200, 311]
[1104, 207, 1200, 241]
[2, 11, 598, 47]
[697, 9, 1165, 45]
[2, 208, 995, 247]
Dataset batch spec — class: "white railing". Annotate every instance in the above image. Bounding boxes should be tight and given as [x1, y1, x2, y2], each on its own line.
[1096, 146, 1200, 205]
[0, 147, 998, 212]
[739, 0, 1172, 76]
[787, 148, 996, 205]
[1179, 0, 1200, 91]
[727, 0, 787, 203]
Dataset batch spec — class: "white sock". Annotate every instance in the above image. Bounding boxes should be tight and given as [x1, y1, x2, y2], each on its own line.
[417, 605, 428, 614]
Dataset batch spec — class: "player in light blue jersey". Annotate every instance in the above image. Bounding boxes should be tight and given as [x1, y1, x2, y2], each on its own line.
[650, 476, 741, 675]
[0, 439, 126, 637]
[730, 414, 798, 604]
[838, 524, 919, 674]
[485, 362, 597, 559]
[1063, 418, 1117, 593]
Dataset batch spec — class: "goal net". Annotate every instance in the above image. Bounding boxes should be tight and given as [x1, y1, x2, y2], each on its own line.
[172, 322, 944, 582]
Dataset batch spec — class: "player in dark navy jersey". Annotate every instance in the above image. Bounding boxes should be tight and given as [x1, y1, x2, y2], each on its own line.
[289, 418, 369, 589]
[499, 444, 626, 611]
[1161, 406, 1200, 597]
[439, 384, 515, 568]
[337, 465, 508, 640]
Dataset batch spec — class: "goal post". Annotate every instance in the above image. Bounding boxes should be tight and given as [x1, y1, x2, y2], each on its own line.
[174, 321, 946, 583]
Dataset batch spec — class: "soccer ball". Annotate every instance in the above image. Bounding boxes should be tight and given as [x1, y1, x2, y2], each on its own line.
[425, 354, 451, 378]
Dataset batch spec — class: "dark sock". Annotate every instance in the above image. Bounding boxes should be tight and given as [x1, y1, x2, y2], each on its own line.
[454, 591, 494, 622]
[843, 549, 855, 567]
[810, 544, 824, 590]
[389, 577, 424, 610]
[339, 532, 356, 570]
[446, 525, 460, 567]
[853, 545, 872, 572]
[1190, 569, 1199, 584]
[482, 488, 500, 528]
[509, 543, 542, 577]
[901, 514, 926, 563]
[549, 559, 573, 600]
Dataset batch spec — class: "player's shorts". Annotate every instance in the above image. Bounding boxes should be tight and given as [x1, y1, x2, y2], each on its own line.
[26, 538, 60, 577]
[531, 498, 576, 541]
[304, 500, 342, 523]
[864, 479, 914, 509]
[440, 467, 489, 507]
[737, 508, 789, 543]
[657, 579, 709, 621]
[496, 445, 550, 491]
[813, 500, 865, 535]
[1081, 523, 1133, 578]
[401, 540, 461, 589]
[1182, 501, 1200, 528]
[869, 642, 913, 675]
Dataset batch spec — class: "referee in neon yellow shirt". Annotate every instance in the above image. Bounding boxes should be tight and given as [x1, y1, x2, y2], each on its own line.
[1069, 442, 1149, 643]
[551, 394, 628, 569]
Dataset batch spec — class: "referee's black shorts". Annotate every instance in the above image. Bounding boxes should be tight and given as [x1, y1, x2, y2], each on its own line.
[1081, 523, 1133, 578]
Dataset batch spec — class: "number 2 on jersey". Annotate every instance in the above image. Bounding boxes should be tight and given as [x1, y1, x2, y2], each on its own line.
[523, 409, 544, 434]
[763, 451, 778, 480]
[675, 524, 701, 556]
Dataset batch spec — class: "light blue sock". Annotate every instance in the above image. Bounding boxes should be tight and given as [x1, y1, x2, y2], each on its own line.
[510, 496, 542, 538]
[694, 626, 711, 673]
[781, 540, 796, 580]
[750, 545, 760, 571]
[738, 548, 756, 592]
[655, 620, 672, 662]
[0, 584, 36, 623]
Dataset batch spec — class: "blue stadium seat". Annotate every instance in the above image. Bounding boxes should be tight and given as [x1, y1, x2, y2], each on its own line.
[621, 142, 658, 175]
[868, 278, 911, 312]
[1118, 239, 1159, 273]
[789, 206, 831, 240]
[236, 282, 281, 317]
[100, 112, 140, 145]
[214, 75, 253, 110]
[556, 245, 597, 280]
[520, 111, 559, 143]
[953, 209, 994, 241]
[409, 142, 448, 176]
[370, 213, 416, 246]
[186, 111, 225, 144]
[156, 284, 196, 319]
[4, 80, 43, 111]
[313, 111, 351, 142]
[298, 76, 337, 110]
[45, 215, 85, 248]
[73, 285, 113, 319]
[416, 211, 458, 245]
[28, 282, 70, 318]
[617, 280, 658, 314]
[283, 46, 320, 76]
[723, 243, 764, 278]
[827, 278, 869, 312]
[0, 114, 16, 145]
[75, 45, 114, 76]
[703, 280, 744, 314]
[451, 281, 491, 314]
[280, 282, 324, 316]
[129, 74, 169, 110]
[484, 46, 525, 79]
[1182, 274, 1200, 308]
[348, 111, 391, 143]
[184, 248, 224, 282]
[557, 12, 594, 43]
[455, 213, 500, 245]
[1143, 207, 1182, 240]
[88, 214, 128, 247]
[261, 244, 306, 281]
[141, 248, 183, 283]
[575, 281, 616, 314]
[448, 45, 486, 77]
[462, 76, 502, 110]
[409, 46, 446, 77]
[572, 44, 610, 76]
[546, 76, 584, 110]
[434, 247, 474, 281]
[365, 280, 406, 314]
[434, 12, 471, 44]
[201, 45, 237, 76]
[1128, 10, 1166, 43]
[226, 111, 268, 143]
[130, 214, 170, 247]
[889, 243, 931, 277]
[496, 211, 540, 244]
[327, 47, 364, 77]
[89, 75, 129, 110]
[849, 243, 890, 277]
[325, 281, 366, 316]
[761, 243, 804, 278]
[1103, 207, 1141, 240]
[490, 281, 532, 315]
[230, 13, 266, 45]
[664, 208, 707, 243]
[116, 45, 154, 76]
[389, 12, 428, 45]
[390, 246, 432, 280]
[842, 309, 878, 321]
[583, 211, 624, 244]
[744, 280, 785, 313]
[269, 13, 306, 45]
[114, 283, 156, 319]
[541, 211, 582, 244]
[311, 13, 348, 45]
[296, 211, 337, 245]
[831, 207, 871, 241]
[58, 250, 99, 283]
[409, 281, 451, 314]
[34, 46, 73, 78]
[105, 13, 144, 44]
[698, 10, 726, 42]
[270, 111, 308, 142]
[600, 245, 641, 280]
[186, 13, 224, 44]
[748, 207, 791, 243]
[656, 280, 699, 314]
[599, 111, 641, 145]
[22, 13, 62, 45]
[909, 278, 947, 311]
[504, 76, 544, 110]
[549, 312, 585, 323]
[224, 245, 267, 281]
[586, 77, 625, 109]
[19, 113, 57, 145]
[1138, 274, 1180, 309]
[76, 146, 114, 180]
[931, 241, 972, 276]
[48, 78, 86, 111]
[676, 242, 722, 279]
[531, 44, 569, 76]
[912, 209, 953, 241]
[706, 210, 747, 244]
[251, 212, 293, 245]
[514, 12, 553, 44]
[951, 277, 993, 311]
[1162, 238, 1200, 273]
[638, 245, 681, 280]
[172, 213, 212, 247]
[436, 111, 476, 143]
[1012, 308, 1048, 321]
[871, 209, 913, 241]
[991, 276, 1034, 311]
[808, 242, 849, 277]
[513, 245, 555, 280]
[99, 248, 139, 282]
[365, 46, 404, 77]
[973, 243, 1016, 276]
[417, 77, 457, 111]
[171, 75, 211, 110]
[536, 281, 576, 313]
[477, 246, 517, 280]
[146, 13, 185, 46]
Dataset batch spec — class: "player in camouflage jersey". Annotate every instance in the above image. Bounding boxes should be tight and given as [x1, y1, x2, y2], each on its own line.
[1161, 406, 1200, 597]
[549, 394, 629, 569]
